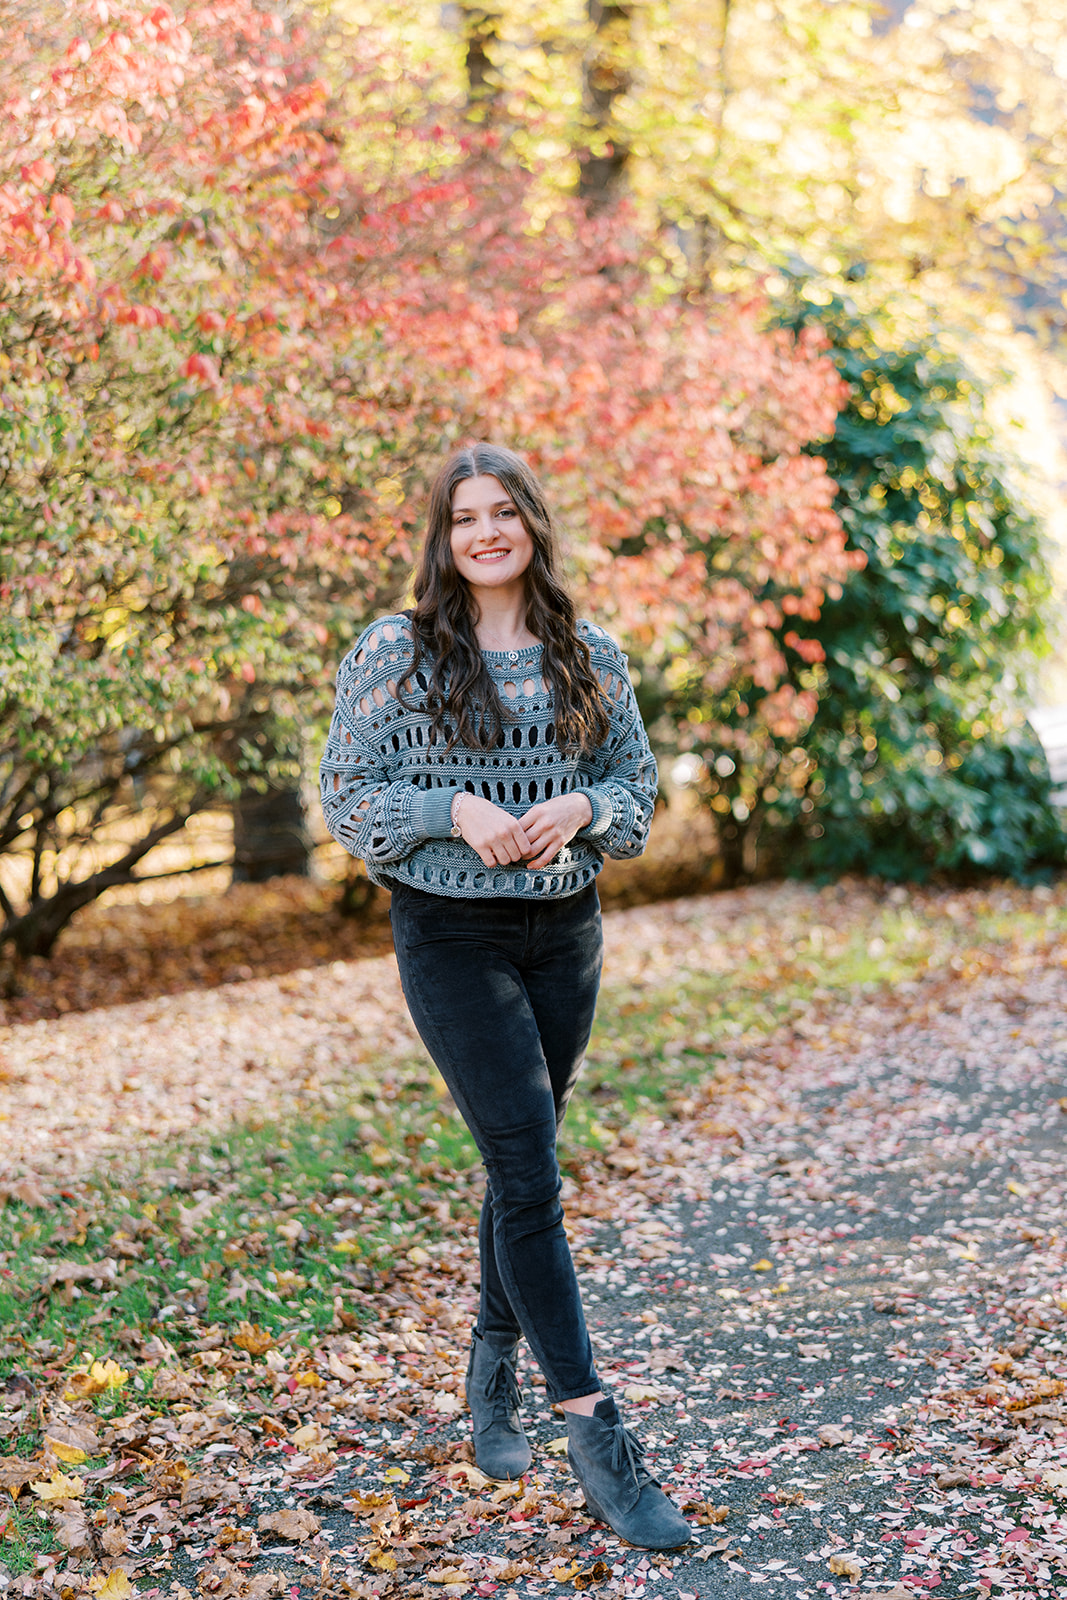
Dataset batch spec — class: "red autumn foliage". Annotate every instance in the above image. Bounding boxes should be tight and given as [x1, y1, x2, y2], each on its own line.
[0, 0, 857, 956]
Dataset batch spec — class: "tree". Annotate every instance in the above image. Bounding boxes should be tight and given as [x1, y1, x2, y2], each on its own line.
[333, 0, 1067, 353]
[578, 0, 633, 211]
[0, 0, 458, 957]
[0, 0, 858, 961]
[675, 292, 1064, 883]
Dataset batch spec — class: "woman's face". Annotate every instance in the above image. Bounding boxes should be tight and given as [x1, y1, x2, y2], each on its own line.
[449, 474, 534, 598]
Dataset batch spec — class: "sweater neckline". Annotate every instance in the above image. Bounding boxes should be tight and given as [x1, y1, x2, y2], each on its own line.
[480, 641, 543, 663]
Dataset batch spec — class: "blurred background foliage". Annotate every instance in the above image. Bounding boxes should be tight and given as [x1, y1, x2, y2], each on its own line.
[673, 290, 1064, 882]
[4, 0, 1067, 964]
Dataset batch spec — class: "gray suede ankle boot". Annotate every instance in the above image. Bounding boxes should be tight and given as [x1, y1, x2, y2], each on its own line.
[565, 1397, 692, 1549]
[464, 1330, 532, 1480]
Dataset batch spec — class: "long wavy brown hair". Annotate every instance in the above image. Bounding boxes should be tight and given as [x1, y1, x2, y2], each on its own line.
[400, 443, 611, 754]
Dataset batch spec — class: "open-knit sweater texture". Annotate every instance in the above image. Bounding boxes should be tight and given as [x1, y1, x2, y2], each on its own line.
[319, 613, 657, 899]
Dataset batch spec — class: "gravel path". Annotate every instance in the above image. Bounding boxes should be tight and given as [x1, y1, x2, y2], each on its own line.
[141, 958, 1067, 1599]
[7, 892, 1067, 1598]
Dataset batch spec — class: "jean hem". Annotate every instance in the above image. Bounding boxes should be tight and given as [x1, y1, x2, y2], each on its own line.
[544, 1379, 605, 1405]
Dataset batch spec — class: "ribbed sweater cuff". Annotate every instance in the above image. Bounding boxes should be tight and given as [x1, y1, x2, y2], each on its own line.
[581, 786, 614, 838]
[414, 786, 460, 839]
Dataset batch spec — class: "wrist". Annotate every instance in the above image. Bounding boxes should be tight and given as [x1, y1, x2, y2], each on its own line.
[450, 791, 468, 838]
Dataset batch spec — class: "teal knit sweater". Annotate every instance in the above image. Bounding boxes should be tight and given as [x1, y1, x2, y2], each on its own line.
[319, 614, 657, 899]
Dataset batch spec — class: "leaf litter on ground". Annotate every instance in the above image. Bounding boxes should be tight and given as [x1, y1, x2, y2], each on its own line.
[1, 878, 1066, 1597]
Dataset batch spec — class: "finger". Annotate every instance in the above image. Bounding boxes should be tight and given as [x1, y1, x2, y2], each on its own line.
[524, 834, 562, 866]
[491, 835, 522, 865]
[526, 847, 559, 869]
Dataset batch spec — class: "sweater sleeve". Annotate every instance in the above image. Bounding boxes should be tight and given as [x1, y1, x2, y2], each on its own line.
[319, 617, 457, 866]
[575, 627, 658, 860]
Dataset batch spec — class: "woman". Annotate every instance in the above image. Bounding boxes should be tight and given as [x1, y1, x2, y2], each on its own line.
[320, 443, 691, 1550]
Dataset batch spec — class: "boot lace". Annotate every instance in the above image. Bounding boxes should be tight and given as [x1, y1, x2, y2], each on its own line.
[608, 1417, 654, 1488]
[481, 1351, 522, 1424]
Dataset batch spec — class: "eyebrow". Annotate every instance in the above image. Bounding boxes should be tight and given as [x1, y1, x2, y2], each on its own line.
[450, 498, 516, 516]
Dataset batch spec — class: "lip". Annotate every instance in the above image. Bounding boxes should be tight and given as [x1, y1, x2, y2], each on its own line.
[471, 548, 511, 561]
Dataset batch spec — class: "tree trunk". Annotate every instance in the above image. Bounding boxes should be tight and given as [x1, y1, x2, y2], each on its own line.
[578, 0, 633, 211]
[232, 781, 311, 884]
[0, 807, 205, 959]
[716, 817, 748, 887]
[3, 875, 124, 959]
[461, 3, 501, 119]
[339, 868, 379, 919]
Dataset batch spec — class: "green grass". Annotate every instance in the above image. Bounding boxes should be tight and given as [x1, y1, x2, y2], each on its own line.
[0, 1069, 482, 1369]
[0, 1501, 61, 1577]
[5, 880, 1066, 1376]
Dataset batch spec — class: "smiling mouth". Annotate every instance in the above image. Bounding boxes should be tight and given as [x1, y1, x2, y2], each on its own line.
[471, 549, 510, 561]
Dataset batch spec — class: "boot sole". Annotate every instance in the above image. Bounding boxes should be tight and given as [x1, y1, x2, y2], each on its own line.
[579, 1487, 692, 1550]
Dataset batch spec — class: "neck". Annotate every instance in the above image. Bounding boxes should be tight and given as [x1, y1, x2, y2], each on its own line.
[472, 591, 536, 650]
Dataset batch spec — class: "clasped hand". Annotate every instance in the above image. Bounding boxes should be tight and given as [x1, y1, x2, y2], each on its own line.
[455, 792, 594, 871]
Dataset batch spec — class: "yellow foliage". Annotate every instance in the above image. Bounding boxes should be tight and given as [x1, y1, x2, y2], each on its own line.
[31, 1470, 85, 1501]
[89, 1570, 137, 1597]
[49, 1442, 87, 1466]
[63, 1356, 129, 1400]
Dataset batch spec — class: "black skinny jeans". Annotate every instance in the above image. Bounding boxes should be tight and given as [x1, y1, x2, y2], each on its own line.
[388, 879, 604, 1403]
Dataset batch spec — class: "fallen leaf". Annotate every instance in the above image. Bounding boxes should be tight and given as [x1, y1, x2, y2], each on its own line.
[622, 1382, 663, 1402]
[797, 1343, 831, 1359]
[0, 1457, 45, 1493]
[353, 1358, 390, 1382]
[0, 1178, 48, 1206]
[444, 1464, 493, 1490]
[817, 1423, 853, 1447]
[44, 1421, 101, 1455]
[694, 1538, 741, 1559]
[43, 1258, 118, 1291]
[424, 1568, 471, 1588]
[63, 1356, 129, 1399]
[257, 1507, 321, 1541]
[52, 1502, 90, 1554]
[829, 1552, 864, 1581]
[290, 1422, 328, 1449]
[545, 1436, 570, 1455]
[344, 1493, 398, 1517]
[88, 1572, 137, 1598]
[49, 1441, 88, 1466]
[683, 1501, 731, 1525]
[31, 1469, 85, 1501]
[233, 1321, 274, 1355]
[751, 1258, 774, 1271]
[431, 1390, 463, 1414]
